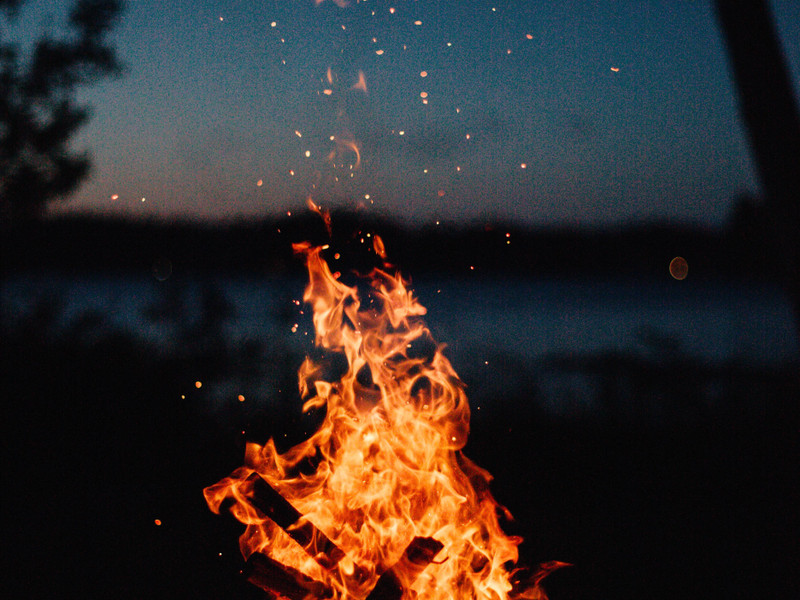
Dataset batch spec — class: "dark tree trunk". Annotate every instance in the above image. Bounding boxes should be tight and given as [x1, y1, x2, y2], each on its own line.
[714, 0, 800, 339]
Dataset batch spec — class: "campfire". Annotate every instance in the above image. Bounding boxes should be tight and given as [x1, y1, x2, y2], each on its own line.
[204, 237, 565, 599]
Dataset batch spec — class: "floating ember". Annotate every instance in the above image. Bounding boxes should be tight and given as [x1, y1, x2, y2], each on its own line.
[204, 238, 565, 599]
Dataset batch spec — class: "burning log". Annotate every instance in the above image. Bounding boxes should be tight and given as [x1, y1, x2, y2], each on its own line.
[243, 552, 332, 600]
[244, 471, 345, 570]
[244, 474, 443, 600]
[365, 536, 444, 600]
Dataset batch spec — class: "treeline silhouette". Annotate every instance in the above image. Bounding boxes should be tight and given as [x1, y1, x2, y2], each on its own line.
[1, 206, 778, 281]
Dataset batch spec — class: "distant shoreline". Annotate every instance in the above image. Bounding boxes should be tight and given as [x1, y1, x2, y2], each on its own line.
[1, 211, 779, 282]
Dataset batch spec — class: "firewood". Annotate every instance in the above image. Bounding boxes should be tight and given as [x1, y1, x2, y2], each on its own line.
[365, 537, 444, 600]
[245, 472, 345, 569]
[242, 552, 332, 600]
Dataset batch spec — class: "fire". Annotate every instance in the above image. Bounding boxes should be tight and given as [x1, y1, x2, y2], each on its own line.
[205, 241, 562, 598]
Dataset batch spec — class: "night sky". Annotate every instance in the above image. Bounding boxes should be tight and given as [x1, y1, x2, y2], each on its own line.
[15, 0, 800, 226]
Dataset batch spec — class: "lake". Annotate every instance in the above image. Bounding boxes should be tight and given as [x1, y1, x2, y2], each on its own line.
[3, 271, 797, 416]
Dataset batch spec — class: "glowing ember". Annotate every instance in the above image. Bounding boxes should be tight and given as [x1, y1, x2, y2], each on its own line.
[205, 242, 563, 598]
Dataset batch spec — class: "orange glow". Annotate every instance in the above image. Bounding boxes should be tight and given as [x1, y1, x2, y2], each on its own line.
[610, 67, 620, 72]
[110, 194, 119, 200]
[204, 244, 563, 599]
[328, 134, 362, 169]
[669, 256, 688, 280]
[238, 394, 246, 402]
[256, 180, 263, 187]
[420, 70, 428, 78]
[154, 519, 162, 526]
[375, 49, 384, 55]
[351, 71, 368, 93]
[420, 91, 428, 99]
[195, 381, 202, 389]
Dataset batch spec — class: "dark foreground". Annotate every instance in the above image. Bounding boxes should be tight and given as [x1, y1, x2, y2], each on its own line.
[2, 295, 797, 600]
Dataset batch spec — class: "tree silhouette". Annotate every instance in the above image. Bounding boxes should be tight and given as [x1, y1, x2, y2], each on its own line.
[713, 0, 800, 337]
[0, 0, 123, 225]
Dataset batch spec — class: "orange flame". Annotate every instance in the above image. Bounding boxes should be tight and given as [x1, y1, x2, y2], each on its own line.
[205, 244, 561, 598]
[351, 71, 368, 93]
[306, 198, 332, 236]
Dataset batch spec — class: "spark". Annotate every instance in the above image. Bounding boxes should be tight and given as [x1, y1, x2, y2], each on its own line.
[305, 150, 311, 157]
[520, 163, 527, 169]
[270, 21, 276, 27]
[195, 381, 202, 388]
[238, 395, 245, 402]
[154, 519, 162, 526]
[420, 70, 428, 77]
[610, 66, 620, 72]
[295, 130, 302, 137]
[375, 49, 384, 55]
[256, 179, 263, 187]
[110, 194, 119, 200]
[526, 33, 533, 40]
[414, 20, 422, 26]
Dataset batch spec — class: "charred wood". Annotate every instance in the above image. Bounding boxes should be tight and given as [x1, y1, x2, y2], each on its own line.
[245, 472, 345, 569]
[242, 552, 332, 600]
[365, 537, 444, 600]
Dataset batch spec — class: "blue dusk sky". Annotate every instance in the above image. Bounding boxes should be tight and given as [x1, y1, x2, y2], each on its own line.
[8, 0, 800, 226]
